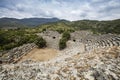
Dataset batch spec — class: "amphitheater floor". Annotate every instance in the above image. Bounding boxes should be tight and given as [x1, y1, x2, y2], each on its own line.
[18, 48, 59, 63]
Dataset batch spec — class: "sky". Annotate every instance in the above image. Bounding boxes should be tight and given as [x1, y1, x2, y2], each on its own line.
[0, 0, 120, 21]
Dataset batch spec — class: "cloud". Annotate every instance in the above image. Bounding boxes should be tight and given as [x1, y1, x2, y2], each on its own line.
[0, 0, 120, 21]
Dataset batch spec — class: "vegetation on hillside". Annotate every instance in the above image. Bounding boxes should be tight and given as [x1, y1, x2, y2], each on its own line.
[0, 29, 38, 51]
[37, 20, 75, 33]
[71, 19, 120, 34]
[36, 19, 120, 34]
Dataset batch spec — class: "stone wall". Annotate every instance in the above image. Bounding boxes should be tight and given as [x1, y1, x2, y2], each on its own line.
[37, 30, 120, 52]
[70, 30, 93, 42]
[37, 30, 92, 50]
[37, 30, 62, 49]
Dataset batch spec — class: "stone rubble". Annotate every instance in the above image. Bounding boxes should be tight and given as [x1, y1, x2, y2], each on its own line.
[0, 46, 120, 80]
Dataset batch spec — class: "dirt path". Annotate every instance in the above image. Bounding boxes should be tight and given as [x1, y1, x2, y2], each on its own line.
[18, 48, 59, 63]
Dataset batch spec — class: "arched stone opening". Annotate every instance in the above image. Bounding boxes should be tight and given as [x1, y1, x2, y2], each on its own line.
[53, 36, 56, 39]
[0, 60, 2, 64]
[73, 39, 76, 42]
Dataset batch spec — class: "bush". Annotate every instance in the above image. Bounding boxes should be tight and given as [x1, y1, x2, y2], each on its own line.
[59, 38, 67, 50]
[42, 28, 46, 32]
[56, 29, 64, 34]
[59, 31, 71, 50]
[35, 37, 46, 48]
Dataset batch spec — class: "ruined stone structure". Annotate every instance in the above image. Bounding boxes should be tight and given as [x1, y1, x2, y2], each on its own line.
[69, 31, 120, 51]
[70, 30, 93, 42]
[0, 30, 120, 80]
[1, 30, 120, 64]
[37, 30, 62, 49]
[0, 43, 36, 64]
[82, 34, 120, 51]
[36, 30, 120, 52]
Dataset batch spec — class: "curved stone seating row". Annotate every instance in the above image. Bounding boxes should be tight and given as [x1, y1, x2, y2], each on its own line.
[82, 34, 120, 51]
[0, 43, 37, 64]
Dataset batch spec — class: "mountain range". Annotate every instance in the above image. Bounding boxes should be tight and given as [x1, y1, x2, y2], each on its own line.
[0, 17, 120, 34]
[0, 17, 60, 28]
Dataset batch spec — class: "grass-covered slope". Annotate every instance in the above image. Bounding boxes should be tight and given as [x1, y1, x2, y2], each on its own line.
[37, 20, 75, 33]
[37, 19, 120, 34]
[71, 19, 120, 34]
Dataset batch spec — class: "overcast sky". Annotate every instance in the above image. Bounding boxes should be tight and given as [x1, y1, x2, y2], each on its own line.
[0, 0, 120, 21]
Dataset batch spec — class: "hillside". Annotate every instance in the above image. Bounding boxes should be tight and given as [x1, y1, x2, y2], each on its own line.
[37, 20, 74, 33]
[0, 17, 60, 28]
[71, 19, 120, 34]
[36, 19, 120, 34]
[0, 17, 120, 34]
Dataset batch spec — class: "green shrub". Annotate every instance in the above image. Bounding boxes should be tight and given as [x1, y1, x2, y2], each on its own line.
[59, 31, 71, 50]
[59, 38, 67, 50]
[42, 28, 46, 32]
[35, 37, 46, 48]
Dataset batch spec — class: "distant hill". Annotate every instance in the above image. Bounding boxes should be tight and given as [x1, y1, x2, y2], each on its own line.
[37, 19, 120, 34]
[71, 19, 120, 34]
[0, 17, 60, 28]
[19, 18, 60, 26]
[0, 17, 120, 34]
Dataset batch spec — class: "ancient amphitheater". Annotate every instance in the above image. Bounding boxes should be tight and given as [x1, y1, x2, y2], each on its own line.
[0, 30, 120, 80]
